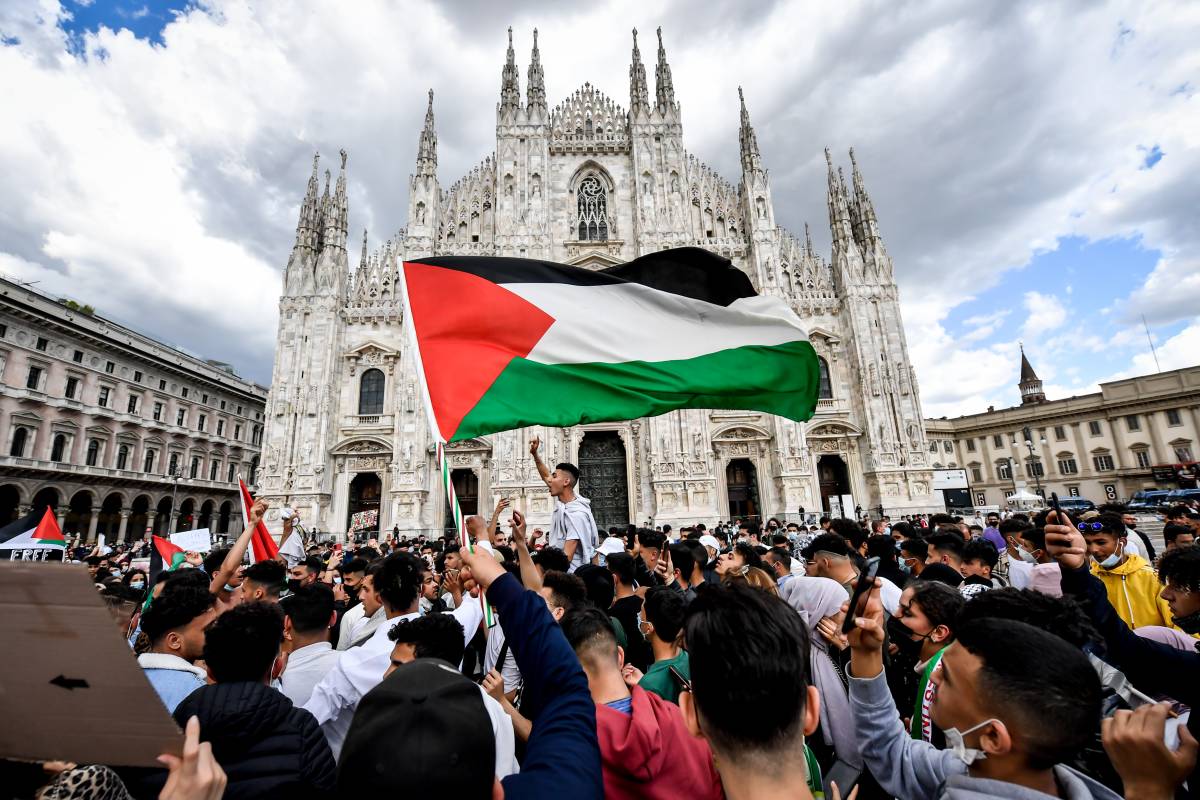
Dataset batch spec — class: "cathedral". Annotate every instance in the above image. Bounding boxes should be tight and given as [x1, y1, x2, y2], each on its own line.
[259, 28, 938, 537]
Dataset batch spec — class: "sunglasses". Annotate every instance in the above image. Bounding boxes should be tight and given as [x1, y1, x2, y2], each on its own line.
[1077, 522, 1106, 532]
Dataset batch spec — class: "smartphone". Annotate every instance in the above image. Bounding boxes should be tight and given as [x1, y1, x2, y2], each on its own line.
[334, 542, 343, 553]
[668, 664, 692, 693]
[842, 556, 881, 634]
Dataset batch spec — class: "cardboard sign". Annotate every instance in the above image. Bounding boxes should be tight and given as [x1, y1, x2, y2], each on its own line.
[169, 528, 212, 553]
[0, 562, 183, 766]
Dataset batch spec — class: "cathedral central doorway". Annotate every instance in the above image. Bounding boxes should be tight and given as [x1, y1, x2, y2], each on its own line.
[818, 455, 851, 515]
[347, 472, 382, 539]
[726, 458, 760, 521]
[577, 431, 629, 532]
[445, 469, 480, 534]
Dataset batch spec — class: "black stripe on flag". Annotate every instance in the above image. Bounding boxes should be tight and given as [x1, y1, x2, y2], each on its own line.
[409, 246, 755, 307]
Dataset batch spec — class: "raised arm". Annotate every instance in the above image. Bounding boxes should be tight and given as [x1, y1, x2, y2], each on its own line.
[511, 510, 542, 592]
[488, 497, 510, 540]
[209, 498, 267, 594]
[529, 436, 551, 487]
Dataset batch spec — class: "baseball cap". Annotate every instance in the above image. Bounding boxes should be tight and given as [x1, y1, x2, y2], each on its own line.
[597, 537, 626, 556]
[338, 659, 495, 795]
[698, 534, 721, 552]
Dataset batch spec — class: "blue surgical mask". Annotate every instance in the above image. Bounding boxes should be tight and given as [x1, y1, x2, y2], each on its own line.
[1098, 552, 1122, 569]
[129, 580, 145, 590]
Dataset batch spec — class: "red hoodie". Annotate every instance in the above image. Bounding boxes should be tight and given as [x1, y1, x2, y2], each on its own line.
[595, 685, 724, 800]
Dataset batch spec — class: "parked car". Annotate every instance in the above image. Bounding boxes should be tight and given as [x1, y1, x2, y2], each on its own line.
[1056, 497, 1096, 514]
[1129, 490, 1171, 510]
[1166, 489, 1200, 506]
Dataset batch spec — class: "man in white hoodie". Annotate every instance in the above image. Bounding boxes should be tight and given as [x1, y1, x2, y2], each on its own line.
[530, 436, 597, 572]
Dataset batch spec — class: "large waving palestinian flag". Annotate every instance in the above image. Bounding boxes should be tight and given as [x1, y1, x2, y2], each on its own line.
[400, 247, 820, 442]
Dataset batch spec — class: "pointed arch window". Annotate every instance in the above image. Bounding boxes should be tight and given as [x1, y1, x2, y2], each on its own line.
[359, 368, 386, 415]
[576, 175, 609, 241]
[817, 357, 833, 399]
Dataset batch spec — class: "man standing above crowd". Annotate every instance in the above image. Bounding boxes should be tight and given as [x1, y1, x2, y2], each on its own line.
[530, 436, 597, 572]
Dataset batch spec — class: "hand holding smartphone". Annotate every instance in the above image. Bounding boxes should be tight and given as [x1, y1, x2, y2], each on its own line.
[842, 556, 881, 634]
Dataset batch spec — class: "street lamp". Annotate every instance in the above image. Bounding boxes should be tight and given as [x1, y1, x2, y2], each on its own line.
[168, 465, 184, 533]
[1022, 426, 1047, 497]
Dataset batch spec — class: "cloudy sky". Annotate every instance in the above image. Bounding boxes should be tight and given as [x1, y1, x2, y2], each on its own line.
[1, 0, 1197, 419]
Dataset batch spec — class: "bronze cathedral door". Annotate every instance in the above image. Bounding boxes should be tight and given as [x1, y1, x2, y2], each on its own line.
[577, 431, 630, 533]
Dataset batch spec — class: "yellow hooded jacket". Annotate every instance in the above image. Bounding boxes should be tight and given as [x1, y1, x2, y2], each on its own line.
[1090, 553, 1175, 630]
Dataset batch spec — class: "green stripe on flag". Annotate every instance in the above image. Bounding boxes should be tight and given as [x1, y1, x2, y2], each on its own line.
[453, 339, 820, 441]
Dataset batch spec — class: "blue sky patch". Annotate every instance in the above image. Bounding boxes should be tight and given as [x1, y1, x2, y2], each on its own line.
[943, 234, 1175, 404]
[1139, 144, 1164, 169]
[60, 0, 192, 55]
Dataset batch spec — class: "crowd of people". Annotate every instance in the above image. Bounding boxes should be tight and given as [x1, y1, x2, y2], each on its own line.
[6, 437, 1200, 799]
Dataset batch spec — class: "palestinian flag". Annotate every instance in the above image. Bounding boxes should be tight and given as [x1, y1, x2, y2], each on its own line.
[400, 247, 820, 442]
[149, 534, 186, 583]
[0, 507, 66, 555]
[238, 478, 280, 563]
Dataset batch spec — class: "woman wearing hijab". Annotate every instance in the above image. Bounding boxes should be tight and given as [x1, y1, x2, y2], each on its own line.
[778, 576, 863, 777]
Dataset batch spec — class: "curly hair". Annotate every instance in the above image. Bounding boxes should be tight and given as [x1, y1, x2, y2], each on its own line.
[1159, 545, 1200, 593]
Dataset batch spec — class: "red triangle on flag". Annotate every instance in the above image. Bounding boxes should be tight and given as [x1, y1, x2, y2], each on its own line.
[403, 261, 554, 441]
[32, 507, 64, 545]
[152, 535, 184, 562]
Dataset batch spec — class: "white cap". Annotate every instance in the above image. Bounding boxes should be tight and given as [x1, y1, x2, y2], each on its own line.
[699, 534, 722, 552]
[598, 537, 627, 556]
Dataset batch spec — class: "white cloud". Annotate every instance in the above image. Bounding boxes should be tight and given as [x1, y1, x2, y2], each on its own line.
[0, 0, 1196, 406]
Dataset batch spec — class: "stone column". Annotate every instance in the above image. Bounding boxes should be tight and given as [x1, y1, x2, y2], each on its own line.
[116, 510, 130, 543]
[146, 510, 158, 538]
[18, 504, 31, 517]
[55, 508, 67, 532]
[86, 512, 100, 543]
[169, 511, 180, 534]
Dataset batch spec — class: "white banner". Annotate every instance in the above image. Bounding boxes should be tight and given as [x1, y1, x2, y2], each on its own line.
[170, 528, 213, 553]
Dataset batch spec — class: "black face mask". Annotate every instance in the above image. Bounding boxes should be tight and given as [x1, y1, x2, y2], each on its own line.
[287, 578, 304, 593]
[887, 614, 930, 661]
[1174, 609, 1200, 635]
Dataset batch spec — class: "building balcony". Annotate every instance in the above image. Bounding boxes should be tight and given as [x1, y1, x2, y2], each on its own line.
[341, 414, 394, 430]
[0, 455, 239, 494]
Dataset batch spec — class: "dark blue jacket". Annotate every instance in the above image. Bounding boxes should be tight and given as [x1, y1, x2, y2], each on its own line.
[1060, 563, 1200, 796]
[490, 572, 603, 799]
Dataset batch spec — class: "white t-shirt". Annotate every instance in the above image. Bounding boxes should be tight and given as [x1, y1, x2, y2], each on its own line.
[549, 495, 598, 572]
[483, 618, 523, 695]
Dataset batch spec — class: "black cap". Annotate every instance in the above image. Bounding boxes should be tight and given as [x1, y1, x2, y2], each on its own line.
[338, 659, 495, 794]
[800, 532, 852, 561]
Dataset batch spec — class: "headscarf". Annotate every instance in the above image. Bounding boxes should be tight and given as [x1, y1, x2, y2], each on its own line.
[780, 576, 863, 768]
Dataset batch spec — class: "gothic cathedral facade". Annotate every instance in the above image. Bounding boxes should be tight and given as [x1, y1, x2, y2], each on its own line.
[260, 28, 938, 536]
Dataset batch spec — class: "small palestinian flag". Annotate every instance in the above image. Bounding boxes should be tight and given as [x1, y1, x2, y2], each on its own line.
[399, 247, 821, 442]
[0, 507, 66, 555]
[238, 478, 279, 563]
[148, 534, 187, 584]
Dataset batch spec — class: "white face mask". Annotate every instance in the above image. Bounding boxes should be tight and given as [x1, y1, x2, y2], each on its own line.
[1015, 544, 1039, 564]
[943, 718, 1000, 764]
[1097, 551, 1122, 569]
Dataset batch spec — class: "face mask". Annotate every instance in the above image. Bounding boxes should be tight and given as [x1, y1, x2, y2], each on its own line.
[287, 578, 304, 593]
[943, 718, 1000, 764]
[223, 583, 238, 593]
[898, 560, 912, 576]
[886, 615, 929, 660]
[1173, 609, 1200, 635]
[1015, 545, 1039, 564]
[129, 581, 145, 590]
[1097, 552, 1122, 569]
